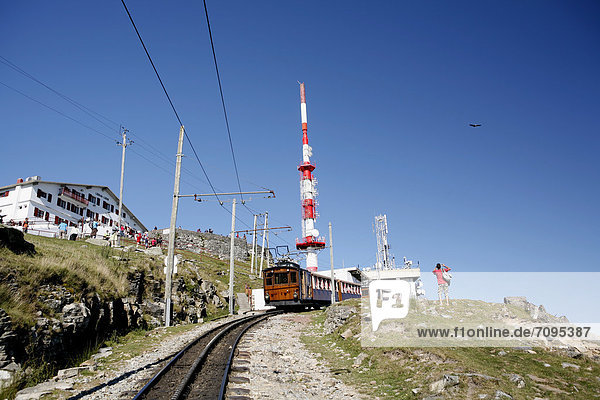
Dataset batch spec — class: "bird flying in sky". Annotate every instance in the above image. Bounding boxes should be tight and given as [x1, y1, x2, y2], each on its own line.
[469, 123, 482, 127]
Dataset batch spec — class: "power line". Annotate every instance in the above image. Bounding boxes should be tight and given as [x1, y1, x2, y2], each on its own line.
[0, 55, 120, 133]
[202, 0, 244, 202]
[0, 61, 222, 201]
[126, 130, 217, 189]
[128, 147, 206, 191]
[0, 80, 117, 142]
[120, 0, 285, 236]
[120, 0, 222, 204]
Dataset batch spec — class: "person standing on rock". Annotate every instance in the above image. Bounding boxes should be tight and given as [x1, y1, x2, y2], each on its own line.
[433, 263, 451, 306]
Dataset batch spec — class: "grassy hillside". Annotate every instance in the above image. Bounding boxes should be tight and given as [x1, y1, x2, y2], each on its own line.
[0, 231, 263, 399]
[0, 233, 262, 330]
[302, 300, 600, 399]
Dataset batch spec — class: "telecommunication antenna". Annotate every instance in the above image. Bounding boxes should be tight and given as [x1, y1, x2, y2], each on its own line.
[374, 214, 395, 272]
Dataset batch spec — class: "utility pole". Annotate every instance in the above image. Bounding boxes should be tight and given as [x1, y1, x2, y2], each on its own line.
[179, 191, 274, 314]
[265, 212, 270, 271]
[164, 125, 184, 327]
[228, 198, 237, 315]
[259, 213, 267, 274]
[116, 127, 132, 245]
[250, 214, 257, 275]
[329, 222, 335, 304]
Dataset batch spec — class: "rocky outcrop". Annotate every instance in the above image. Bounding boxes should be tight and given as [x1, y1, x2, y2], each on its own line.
[504, 296, 569, 323]
[165, 229, 264, 262]
[0, 309, 18, 389]
[0, 227, 35, 255]
[323, 305, 356, 334]
[0, 309, 17, 369]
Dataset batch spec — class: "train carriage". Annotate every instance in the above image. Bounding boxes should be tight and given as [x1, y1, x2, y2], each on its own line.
[263, 260, 360, 309]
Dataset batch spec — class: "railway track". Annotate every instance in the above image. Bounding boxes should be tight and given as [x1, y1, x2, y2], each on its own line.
[132, 312, 279, 400]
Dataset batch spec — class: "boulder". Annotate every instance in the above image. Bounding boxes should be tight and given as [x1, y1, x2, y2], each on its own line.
[353, 352, 368, 367]
[340, 328, 353, 339]
[85, 238, 109, 247]
[504, 373, 525, 388]
[144, 247, 163, 256]
[0, 309, 17, 368]
[503, 296, 568, 323]
[14, 380, 73, 400]
[324, 305, 356, 334]
[0, 227, 35, 255]
[429, 375, 459, 394]
[0, 361, 21, 389]
[61, 303, 91, 334]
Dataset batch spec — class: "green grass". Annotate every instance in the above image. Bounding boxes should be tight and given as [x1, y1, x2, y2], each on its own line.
[0, 236, 131, 329]
[0, 233, 259, 329]
[0, 232, 259, 399]
[301, 300, 600, 399]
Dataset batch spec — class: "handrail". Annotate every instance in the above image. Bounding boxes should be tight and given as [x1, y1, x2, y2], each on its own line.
[59, 187, 89, 206]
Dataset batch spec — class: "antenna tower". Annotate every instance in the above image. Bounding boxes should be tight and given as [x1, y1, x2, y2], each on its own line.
[374, 214, 395, 271]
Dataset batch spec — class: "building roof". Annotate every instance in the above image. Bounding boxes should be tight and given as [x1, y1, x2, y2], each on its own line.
[0, 178, 147, 231]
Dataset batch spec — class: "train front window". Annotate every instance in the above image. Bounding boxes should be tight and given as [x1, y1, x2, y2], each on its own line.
[265, 271, 273, 286]
[290, 271, 297, 283]
[274, 272, 289, 285]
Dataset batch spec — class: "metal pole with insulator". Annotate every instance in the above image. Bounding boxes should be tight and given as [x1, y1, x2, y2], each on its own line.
[228, 198, 237, 315]
[164, 125, 184, 327]
[329, 222, 335, 304]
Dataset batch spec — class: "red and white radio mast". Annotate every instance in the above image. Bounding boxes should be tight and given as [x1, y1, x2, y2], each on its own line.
[295, 83, 326, 271]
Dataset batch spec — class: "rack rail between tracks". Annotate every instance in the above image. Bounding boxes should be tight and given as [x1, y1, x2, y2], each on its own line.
[132, 311, 280, 400]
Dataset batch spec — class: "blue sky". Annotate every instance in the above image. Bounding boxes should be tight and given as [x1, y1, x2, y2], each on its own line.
[423, 272, 600, 323]
[1, 1, 598, 275]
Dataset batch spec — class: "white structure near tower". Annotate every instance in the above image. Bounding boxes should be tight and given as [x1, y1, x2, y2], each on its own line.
[363, 214, 424, 298]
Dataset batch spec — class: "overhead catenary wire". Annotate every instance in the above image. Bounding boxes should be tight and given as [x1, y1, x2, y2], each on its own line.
[0, 80, 117, 142]
[0, 55, 231, 206]
[202, 0, 244, 203]
[0, 55, 120, 133]
[120, 0, 223, 205]
[120, 0, 297, 244]
[127, 129, 273, 193]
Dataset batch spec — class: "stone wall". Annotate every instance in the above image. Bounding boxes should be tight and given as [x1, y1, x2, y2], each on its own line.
[163, 229, 269, 262]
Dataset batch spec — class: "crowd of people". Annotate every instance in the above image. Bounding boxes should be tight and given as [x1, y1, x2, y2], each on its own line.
[3, 216, 164, 249]
[135, 231, 162, 249]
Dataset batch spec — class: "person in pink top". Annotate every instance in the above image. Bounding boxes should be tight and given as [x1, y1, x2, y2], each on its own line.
[433, 263, 451, 306]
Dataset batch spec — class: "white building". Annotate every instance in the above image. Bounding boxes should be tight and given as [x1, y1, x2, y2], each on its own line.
[362, 268, 423, 298]
[0, 176, 147, 237]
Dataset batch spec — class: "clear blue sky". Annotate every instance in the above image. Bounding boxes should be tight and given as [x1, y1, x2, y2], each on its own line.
[1, 1, 598, 273]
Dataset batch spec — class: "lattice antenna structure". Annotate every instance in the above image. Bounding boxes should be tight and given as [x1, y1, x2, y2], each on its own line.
[374, 214, 395, 271]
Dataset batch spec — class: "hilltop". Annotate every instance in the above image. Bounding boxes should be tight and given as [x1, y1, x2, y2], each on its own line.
[303, 299, 600, 399]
